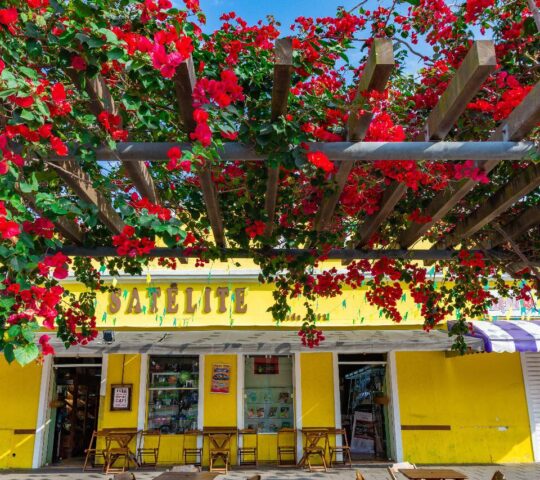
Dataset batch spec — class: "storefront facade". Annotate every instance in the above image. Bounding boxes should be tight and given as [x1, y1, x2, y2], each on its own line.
[0, 260, 538, 468]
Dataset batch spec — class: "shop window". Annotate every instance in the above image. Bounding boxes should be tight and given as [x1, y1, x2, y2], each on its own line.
[147, 356, 199, 434]
[244, 355, 294, 433]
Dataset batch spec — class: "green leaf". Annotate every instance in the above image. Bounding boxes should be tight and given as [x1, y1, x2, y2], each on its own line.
[19, 109, 36, 122]
[7, 325, 21, 338]
[3, 344, 15, 364]
[19, 173, 39, 193]
[21, 326, 36, 343]
[14, 343, 39, 366]
[107, 47, 125, 61]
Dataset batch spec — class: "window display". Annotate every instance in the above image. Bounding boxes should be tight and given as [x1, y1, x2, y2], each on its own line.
[147, 356, 199, 434]
[244, 356, 294, 433]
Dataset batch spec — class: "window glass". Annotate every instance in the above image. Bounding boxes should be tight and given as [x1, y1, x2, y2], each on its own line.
[147, 356, 199, 434]
[244, 356, 294, 433]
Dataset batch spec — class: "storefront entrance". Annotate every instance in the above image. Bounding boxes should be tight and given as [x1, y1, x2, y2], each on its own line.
[338, 353, 389, 461]
[47, 358, 102, 465]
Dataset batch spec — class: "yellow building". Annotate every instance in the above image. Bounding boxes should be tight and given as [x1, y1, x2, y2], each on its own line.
[1, 259, 539, 469]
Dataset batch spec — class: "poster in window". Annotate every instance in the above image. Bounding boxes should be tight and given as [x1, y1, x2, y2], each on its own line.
[254, 356, 279, 374]
[210, 363, 231, 393]
[110, 384, 132, 411]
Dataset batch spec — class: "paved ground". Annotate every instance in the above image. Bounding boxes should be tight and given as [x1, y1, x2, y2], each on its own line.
[0, 465, 538, 480]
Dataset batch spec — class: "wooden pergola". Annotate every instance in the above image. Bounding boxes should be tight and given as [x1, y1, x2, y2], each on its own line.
[36, 38, 539, 273]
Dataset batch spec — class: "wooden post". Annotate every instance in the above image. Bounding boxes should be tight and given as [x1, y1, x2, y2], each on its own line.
[173, 56, 226, 247]
[265, 38, 294, 237]
[314, 38, 394, 232]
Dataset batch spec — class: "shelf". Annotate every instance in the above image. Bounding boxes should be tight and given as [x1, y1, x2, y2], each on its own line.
[149, 387, 198, 391]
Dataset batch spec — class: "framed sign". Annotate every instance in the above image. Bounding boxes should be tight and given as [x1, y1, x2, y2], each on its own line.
[210, 363, 231, 394]
[110, 384, 132, 411]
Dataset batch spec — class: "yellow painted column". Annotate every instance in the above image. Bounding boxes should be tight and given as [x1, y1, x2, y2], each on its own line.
[203, 354, 237, 466]
[0, 358, 42, 469]
[396, 351, 534, 464]
[300, 352, 336, 464]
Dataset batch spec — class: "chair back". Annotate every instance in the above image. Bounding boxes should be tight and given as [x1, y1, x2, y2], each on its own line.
[238, 427, 258, 449]
[491, 472, 506, 480]
[388, 462, 416, 480]
[304, 430, 328, 451]
[333, 428, 349, 447]
[141, 429, 161, 449]
[277, 427, 296, 448]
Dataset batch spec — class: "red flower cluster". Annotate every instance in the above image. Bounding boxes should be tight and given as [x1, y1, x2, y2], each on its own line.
[0, 8, 18, 33]
[0, 133, 23, 174]
[151, 27, 193, 78]
[129, 193, 172, 221]
[0, 201, 20, 239]
[458, 250, 486, 269]
[6, 284, 64, 329]
[190, 108, 212, 147]
[23, 218, 56, 239]
[39, 334, 55, 356]
[298, 323, 325, 348]
[38, 253, 71, 280]
[408, 209, 432, 224]
[98, 111, 128, 141]
[306, 151, 335, 173]
[464, 0, 494, 23]
[166, 146, 191, 172]
[453, 160, 489, 184]
[193, 70, 244, 108]
[245, 220, 266, 239]
[112, 225, 156, 257]
[60, 306, 98, 346]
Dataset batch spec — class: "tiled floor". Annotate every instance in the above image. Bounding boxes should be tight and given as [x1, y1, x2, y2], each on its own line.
[0, 465, 538, 480]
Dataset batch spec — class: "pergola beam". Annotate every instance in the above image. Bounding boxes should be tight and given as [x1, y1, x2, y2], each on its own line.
[265, 38, 294, 237]
[482, 207, 540, 249]
[69, 71, 159, 203]
[52, 159, 124, 235]
[50, 141, 536, 163]
[56, 246, 526, 262]
[173, 56, 226, 247]
[438, 163, 540, 247]
[399, 81, 540, 248]
[314, 38, 394, 232]
[355, 40, 496, 248]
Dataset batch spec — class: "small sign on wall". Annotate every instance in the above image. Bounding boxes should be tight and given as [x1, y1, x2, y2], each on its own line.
[210, 363, 231, 393]
[111, 384, 132, 411]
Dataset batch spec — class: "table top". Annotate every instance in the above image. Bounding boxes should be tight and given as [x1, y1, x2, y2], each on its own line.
[153, 473, 220, 480]
[399, 469, 468, 479]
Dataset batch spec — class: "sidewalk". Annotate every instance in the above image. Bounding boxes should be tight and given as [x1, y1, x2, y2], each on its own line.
[0, 465, 538, 480]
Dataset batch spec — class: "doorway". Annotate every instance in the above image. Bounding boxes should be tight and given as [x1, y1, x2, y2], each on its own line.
[338, 353, 389, 461]
[48, 358, 102, 465]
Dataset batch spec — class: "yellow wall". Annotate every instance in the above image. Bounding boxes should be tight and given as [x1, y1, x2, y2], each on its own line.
[0, 358, 41, 468]
[397, 352, 534, 463]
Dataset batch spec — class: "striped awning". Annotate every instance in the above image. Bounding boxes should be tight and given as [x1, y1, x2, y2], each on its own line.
[451, 320, 540, 353]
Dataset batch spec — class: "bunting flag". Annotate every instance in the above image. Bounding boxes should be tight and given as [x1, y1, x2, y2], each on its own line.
[111, 277, 118, 287]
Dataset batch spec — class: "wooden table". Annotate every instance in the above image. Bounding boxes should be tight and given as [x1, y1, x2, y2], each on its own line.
[153, 472, 220, 480]
[399, 469, 468, 479]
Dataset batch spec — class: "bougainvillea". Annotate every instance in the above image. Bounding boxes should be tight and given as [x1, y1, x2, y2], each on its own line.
[0, 0, 538, 364]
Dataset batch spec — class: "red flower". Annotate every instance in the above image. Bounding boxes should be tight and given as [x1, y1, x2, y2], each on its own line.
[190, 122, 212, 147]
[10, 95, 34, 109]
[71, 55, 87, 71]
[23, 218, 55, 239]
[0, 217, 20, 239]
[51, 83, 66, 102]
[306, 151, 335, 173]
[39, 335, 56, 355]
[50, 136, 68, 156]
[38, 252, 71, 279]
[245, 220, 266, 239]
[408, 209, 432, 224]
[220, 130, 238, 140]
[0, 8, 18, 26]
[27, 0, 50, 7]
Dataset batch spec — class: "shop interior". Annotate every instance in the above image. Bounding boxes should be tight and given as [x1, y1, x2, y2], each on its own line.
[338, 353, 389, 461]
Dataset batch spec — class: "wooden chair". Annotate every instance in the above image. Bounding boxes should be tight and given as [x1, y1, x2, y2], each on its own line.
[277, 427, 297, 466]
[303, 430, 328, 472]
[387, 461, 416, 480]
[238, 427, 258, 466]
[83, 430, 106, 471]
[491, 472, 506, 480]
[329, 428, 352, 468]
[103, 433, 133, 474]
[136, 430, 161, 467]
[183, 429, 203, 467]
[208, 432, 233, 473]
